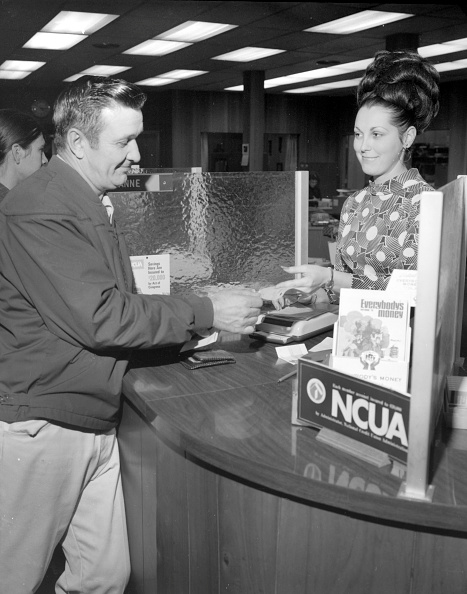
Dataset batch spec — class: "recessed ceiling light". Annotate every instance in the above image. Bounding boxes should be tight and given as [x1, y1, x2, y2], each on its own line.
[123, 40, 191, 56]
[0, 60, 45, 72]
[265, 58, 372, 88]
[285, 78, 361, 94]
[419, 37, 467, 58]
[23, 32, 87, 50]
[305, 10, 413, 35]
[63, 65, 131, 82]
[212, 47, 285, 62]
[433, 58, 467, 72]
[42, 11, 118, 35]
[160, 70, 207, 79]
[0, 70, 31, 80]
[157, 21, 237, 42]
[134, 77, 177, 87]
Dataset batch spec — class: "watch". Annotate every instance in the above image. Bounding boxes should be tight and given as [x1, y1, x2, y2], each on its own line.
[31, 99, 51, 118]
[322, 266, 338, 304]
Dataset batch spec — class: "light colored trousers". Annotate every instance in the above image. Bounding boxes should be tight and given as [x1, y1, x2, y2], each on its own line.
[0, 420, 130, 594]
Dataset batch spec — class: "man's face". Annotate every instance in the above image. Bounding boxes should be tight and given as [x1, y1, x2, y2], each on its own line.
[81, 105, 143, 195]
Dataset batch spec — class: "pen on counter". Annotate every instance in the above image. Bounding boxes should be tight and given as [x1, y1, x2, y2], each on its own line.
[277, 369, 297, 383]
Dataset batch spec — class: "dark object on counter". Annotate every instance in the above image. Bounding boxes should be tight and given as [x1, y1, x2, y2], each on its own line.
[180, 349, 236, 370]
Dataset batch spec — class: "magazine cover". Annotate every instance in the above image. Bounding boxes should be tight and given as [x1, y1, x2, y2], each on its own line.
[334, 288, 411, 363]
[332, 289, 411, 393]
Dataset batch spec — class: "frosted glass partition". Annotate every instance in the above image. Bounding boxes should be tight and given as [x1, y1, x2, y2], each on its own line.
[109, 170, 308, 297]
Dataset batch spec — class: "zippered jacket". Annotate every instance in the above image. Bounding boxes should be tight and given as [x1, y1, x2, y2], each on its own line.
[0, 156, 213, 430]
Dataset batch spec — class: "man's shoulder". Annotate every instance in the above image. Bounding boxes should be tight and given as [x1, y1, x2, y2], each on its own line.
[1, 158, 86, 217]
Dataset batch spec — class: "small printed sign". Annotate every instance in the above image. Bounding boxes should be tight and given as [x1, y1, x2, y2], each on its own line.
[296, 357, 410, 463]
[130, 254, 170, 295]
[112, 173, 174, 193]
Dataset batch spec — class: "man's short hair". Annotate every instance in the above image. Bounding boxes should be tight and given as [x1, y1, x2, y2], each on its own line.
[53, 76, 147, 151]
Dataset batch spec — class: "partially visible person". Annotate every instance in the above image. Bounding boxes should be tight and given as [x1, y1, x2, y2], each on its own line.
[308, 171, 321, 206]
[0, 108, 48, 201]
[274, 49, 440, 303]
[0, 76, 262, 594]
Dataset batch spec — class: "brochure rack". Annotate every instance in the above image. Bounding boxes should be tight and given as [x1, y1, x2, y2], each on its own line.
[296, 176, 467, 502]
[403, 175, 467, 500]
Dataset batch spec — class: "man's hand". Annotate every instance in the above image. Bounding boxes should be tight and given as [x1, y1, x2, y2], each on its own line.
[210, 289, 263, 334]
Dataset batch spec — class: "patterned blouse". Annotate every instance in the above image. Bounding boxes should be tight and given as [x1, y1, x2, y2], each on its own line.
[334, 168, 434, 290]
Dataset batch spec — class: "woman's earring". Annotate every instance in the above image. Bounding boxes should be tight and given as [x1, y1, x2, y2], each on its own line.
[403, 144, 412, 163]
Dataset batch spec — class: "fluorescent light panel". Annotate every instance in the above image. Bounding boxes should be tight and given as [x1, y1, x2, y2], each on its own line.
[157, 21, 237, 42]
[41, 11, 118, 35]
[265, 58, 373, 88]
[79, 65, 131, 76]
[134, 77, 176, 87]
[0, 70, 30, 79]
[212, 47, 285, 62]
[136, 69, 207, 86]
[160, 69, 207, 79]
[305, 10, 413, 34]
[434, 58, 467, 72]
[123, 39, 191, 56]
[285, 78, 362, 94]
[419, 37, 467, 58]
[63, 65, 131, 82]
[0, 60, 45, 71]
[23, 32, 86, 50]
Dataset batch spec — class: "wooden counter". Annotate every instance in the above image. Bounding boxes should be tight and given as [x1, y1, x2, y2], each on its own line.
[119, 331, 467, 594]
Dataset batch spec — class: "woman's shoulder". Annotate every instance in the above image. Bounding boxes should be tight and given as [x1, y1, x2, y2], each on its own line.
[402, 170, 436, 199]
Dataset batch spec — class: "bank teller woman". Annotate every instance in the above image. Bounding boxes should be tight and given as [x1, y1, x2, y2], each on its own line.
[275, 49, 440, 302]
[0, 108, 48, 202]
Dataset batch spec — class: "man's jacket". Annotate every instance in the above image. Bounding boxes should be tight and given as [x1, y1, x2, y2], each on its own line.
[0, 156, 213, 430]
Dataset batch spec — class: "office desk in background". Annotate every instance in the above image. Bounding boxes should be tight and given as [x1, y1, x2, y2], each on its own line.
[308, 224, 333, 259]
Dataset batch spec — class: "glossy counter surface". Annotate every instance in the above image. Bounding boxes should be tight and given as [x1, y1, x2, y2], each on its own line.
[122, 330, 467, 536]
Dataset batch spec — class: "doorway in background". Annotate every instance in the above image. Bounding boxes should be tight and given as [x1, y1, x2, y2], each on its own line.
[201, 132, 243, 172]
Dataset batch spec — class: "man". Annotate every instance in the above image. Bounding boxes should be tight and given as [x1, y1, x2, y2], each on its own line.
[0, 76, 262, 594]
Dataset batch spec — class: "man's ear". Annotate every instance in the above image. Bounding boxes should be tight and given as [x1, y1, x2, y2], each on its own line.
[67, 128, 87, 159]
[11, 143, 25, 165]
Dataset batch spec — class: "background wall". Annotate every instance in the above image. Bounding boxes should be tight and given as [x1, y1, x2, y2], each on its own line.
[1, 79, 464, 194]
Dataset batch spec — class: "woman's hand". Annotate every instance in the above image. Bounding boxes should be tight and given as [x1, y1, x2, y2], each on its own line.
[275, 265, 332, 293]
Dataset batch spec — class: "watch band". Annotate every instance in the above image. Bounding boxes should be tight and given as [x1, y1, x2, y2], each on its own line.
[322, 266, 338, 304]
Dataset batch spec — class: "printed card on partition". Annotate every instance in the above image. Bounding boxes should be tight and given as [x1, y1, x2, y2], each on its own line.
[130, 254, 170, 295]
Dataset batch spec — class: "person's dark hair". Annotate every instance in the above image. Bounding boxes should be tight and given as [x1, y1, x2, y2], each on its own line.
[0, 108, 43, 166]
[309, 171, 320, 183]
[356, 50, 440, 135]
[53, 75, 147, 152]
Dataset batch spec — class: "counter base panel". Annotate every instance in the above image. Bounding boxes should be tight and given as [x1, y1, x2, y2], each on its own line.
[119, 398, 467, 594]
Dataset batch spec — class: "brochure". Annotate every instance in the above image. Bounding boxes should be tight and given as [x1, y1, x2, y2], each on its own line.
[331, 288, 411, 393]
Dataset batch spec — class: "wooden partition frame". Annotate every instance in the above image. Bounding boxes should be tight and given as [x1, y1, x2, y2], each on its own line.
[401, 176, 467, 500]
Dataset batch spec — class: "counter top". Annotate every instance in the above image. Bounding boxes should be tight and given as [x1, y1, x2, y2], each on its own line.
[123, 330, 467, 536]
